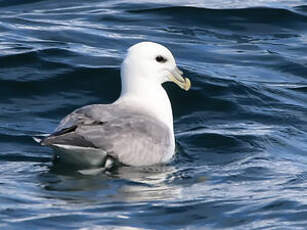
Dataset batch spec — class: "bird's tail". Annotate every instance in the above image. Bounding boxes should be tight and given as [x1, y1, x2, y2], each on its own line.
[32, 134, 50, 145]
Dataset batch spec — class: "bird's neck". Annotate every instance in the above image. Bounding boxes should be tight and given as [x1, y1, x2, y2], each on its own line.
[116, 78, 174, 132]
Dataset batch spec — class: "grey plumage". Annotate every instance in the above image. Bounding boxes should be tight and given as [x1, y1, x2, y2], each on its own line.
[41, 104, 172, 167]
[36, 41, 191, 170]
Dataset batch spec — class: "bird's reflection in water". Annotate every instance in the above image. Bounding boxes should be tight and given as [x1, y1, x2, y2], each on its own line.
[38, 163, 183, 204]
[111, 165, 182, 202]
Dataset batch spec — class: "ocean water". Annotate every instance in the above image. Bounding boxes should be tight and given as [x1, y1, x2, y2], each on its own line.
[1, 0, 307, 229]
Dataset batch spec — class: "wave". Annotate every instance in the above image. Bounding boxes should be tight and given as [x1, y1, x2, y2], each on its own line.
[0, 0, 45, 8]
[130, 6, 307, 30]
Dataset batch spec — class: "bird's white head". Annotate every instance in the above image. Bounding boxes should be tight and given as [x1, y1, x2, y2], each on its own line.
[120, 41, 191, 96]
[117, 41, 191, 133]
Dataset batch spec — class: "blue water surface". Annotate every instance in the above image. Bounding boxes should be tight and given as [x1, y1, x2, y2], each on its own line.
[1, 0, 307, 229]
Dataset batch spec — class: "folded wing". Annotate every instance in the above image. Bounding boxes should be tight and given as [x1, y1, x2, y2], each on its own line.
[41, 104, 171, 167]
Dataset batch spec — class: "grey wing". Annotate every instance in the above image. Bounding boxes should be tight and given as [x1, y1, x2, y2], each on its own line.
[78, 115, 172, 166]
[55, 104, 118, 132]
[43, 105, 172, 166]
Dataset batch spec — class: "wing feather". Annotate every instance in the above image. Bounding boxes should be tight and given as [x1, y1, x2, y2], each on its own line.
[42, 104, 171, 166]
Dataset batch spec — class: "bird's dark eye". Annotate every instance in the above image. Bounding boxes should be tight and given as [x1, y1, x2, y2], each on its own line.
[155, 55, 167, 63]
